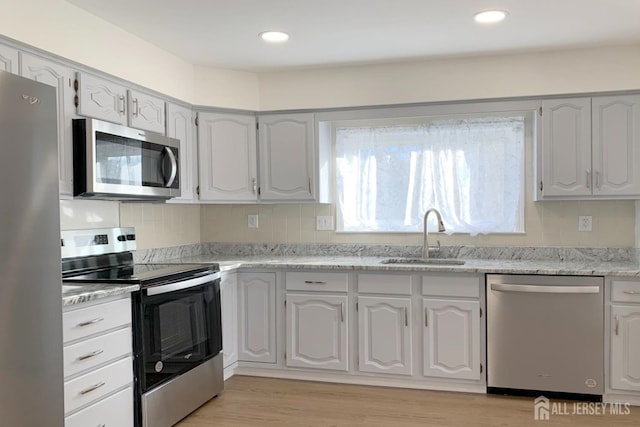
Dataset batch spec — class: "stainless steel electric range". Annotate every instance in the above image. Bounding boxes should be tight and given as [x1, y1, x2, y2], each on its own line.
[62, 227, 223, 427]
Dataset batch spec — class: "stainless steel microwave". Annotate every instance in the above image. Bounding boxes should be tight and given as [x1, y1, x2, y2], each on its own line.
[73, 118, 181, 200]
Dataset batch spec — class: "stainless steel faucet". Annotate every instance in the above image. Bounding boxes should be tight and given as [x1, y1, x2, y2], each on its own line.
[422, 208, 446, 258]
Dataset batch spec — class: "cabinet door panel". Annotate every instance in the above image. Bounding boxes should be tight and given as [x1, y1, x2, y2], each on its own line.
[198, 112, 258, 202]
[128, 89, 165, 133]
[423, 298, 480, 380]
[259, 113, 314, 201]
[0, 45, 19, 74]
[358, 297, 412, 375]
[76, 72, 127, 125]
[238, 273, 276, 363]
[221, 272, 238, 369]
[592, 95, 640, 196]
[20, 53, 75, 195]
[166, 103, 196, 202]
[286, 294, 348, 371]
[611, 305, 640, 391]
[541, 98, 591, 197]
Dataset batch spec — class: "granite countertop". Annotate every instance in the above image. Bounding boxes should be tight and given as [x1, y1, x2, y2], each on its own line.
[163, 255, 640, 277]
[62, 283, 139, 307]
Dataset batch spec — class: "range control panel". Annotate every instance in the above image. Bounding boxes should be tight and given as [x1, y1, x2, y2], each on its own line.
[60, 227, 136, 259]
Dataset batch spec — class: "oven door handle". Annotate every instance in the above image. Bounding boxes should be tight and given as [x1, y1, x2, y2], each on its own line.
[146, 272, 221, 296]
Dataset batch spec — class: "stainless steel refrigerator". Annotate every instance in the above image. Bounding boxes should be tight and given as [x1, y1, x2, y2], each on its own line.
[0, 71, 64, 425]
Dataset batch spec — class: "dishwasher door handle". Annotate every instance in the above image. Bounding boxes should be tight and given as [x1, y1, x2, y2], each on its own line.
[490, 283, 600, 294]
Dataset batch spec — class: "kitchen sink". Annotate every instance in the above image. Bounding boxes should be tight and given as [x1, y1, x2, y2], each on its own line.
[381, 258, 465, 265]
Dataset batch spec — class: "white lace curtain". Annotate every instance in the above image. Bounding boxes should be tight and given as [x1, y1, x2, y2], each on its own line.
[335, 115, 525, 235]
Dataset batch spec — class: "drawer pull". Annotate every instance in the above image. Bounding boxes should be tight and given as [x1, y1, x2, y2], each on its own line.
[77, 317, 104, 327]
[623, 290, 640, 295]
[77, 349, 104, 361]
[304, 281, 326, 284]
[79, 381, 106, 395]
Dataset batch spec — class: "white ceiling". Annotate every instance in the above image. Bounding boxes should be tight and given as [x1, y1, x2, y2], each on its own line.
[66, 0, 640, 72]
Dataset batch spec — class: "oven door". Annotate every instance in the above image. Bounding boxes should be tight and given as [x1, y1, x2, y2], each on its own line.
[136, 273, 222, 393]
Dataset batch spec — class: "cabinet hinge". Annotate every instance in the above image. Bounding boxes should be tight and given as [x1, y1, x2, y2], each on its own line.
[258, 187, 261, 196]
[356, 302, 358, 311]
[284, 299, 287, 308]
[480, 363, 483, 374]
[256, 122, 259, 130]
[284, 353, 287, 362]
[539, 181, 543, 192]
[196, 186, 200, 196]
[195, 116, 199, 126]
[73, 79, 78, 92]
[539, 106, 542, 116]
[480, 307, 483, 318]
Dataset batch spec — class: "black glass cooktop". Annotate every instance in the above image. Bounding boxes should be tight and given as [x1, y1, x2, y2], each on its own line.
[63, 263, 217, 287]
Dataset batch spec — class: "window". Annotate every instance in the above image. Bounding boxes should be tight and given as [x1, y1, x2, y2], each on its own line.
[334, 113, 526, 235]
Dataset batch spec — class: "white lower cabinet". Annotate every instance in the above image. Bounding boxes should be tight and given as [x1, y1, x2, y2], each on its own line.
[422, 275, 482, 381]
[238, 272, 277, 363]
[221, 271, 238, 375]
[64, 386, 134, 427]
[610, 305, 640, 391]
[358, 296, 412, 375]
[286, 293, 348, 371]
[422, 298, 481, 380]
[609, 279, 640, 394]
[62, 295, 134, 426]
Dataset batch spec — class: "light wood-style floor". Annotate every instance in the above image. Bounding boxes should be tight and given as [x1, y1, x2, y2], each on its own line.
[176, 376, 639, 427]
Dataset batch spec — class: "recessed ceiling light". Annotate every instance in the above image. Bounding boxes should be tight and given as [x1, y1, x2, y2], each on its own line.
[473, 9, 508, 24]
[259, 31, 290, 43]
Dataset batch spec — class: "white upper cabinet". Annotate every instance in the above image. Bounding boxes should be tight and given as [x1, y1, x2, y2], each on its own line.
[0, 45, 19, 74]
[540, 98, 592, 197]
[76, 73, 166, 133]
[539, 95, 640, 199]
[197, 112, 258, 202]
[20, 53, 76, 196]
[258, 113, 315, 201]
[592, 95, 640, 196]
[127, 89, 165, 134]
[166, 103, 197, 202]
[76, 72, 128, 125]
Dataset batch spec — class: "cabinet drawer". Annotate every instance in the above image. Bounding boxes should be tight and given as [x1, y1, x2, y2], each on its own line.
[64, 356, 133, 415]
[63, 297, 131, 343]
[611, 280, 640, 303]
[65, 386, 134, 427]
[422, 275, 480, 298]
[358, 274, 412, 295]
[286, 272, 348, 292]
[64, 328, 132, 379]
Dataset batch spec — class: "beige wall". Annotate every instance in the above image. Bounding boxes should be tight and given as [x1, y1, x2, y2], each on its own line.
[193, 66, 260, 110]
[200, 201, 636, 248]
[119, 204, 201, 250]
[258, 45, 640, 110]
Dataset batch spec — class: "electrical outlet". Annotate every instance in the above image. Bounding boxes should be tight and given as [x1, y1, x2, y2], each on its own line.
[578, 215, 592, 232]
[248, 214, 259, 228]
[316, 216, 334, 231]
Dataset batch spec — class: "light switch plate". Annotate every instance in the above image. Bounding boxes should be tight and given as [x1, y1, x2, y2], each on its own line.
[316, 216, 334, 231]
[248, 214, 259, 228]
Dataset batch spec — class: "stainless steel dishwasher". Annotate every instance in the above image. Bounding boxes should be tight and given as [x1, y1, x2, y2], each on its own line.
[487, 274, 604, 398]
